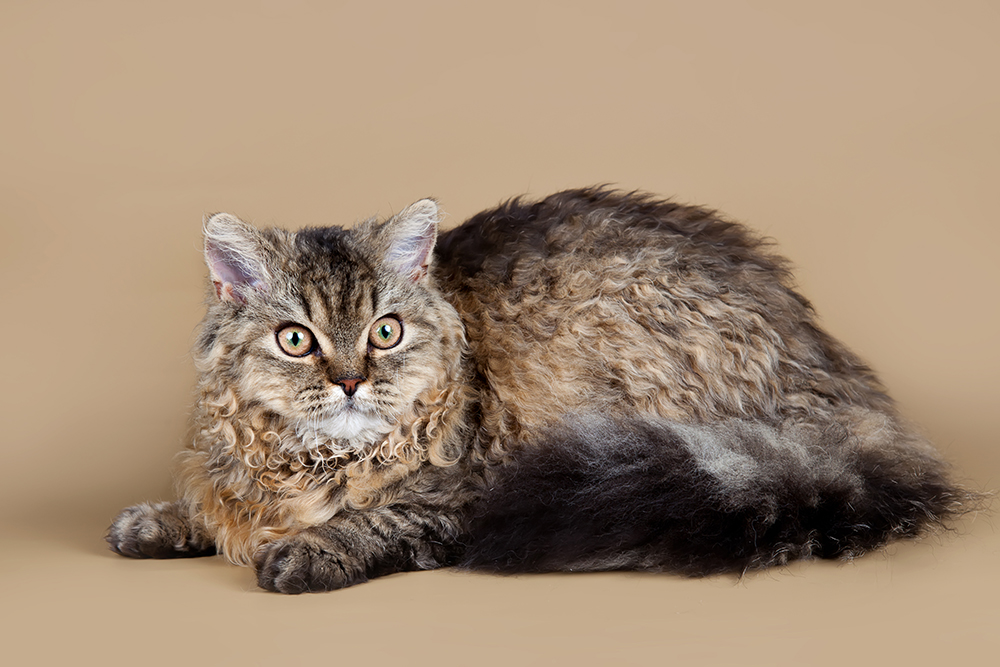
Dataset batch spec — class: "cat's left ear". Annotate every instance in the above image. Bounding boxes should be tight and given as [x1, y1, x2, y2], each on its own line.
[381, 199, 440, 283]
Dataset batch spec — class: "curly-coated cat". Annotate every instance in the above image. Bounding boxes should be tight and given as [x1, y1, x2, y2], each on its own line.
[107, 187, 977, 593]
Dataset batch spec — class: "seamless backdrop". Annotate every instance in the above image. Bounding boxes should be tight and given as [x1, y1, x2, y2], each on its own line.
[1, 2, 997, 666]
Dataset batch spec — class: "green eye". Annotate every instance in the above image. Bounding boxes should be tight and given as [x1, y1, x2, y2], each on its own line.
[369, 315, 403, 349]
[276, 324, 314, 357]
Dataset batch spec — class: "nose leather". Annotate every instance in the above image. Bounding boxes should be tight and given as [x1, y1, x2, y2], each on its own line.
[335, 376, 365, 397]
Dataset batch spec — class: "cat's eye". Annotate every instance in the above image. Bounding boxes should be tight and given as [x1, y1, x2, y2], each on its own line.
[276, 324, 315, 357]
[369, 315, 403, 349]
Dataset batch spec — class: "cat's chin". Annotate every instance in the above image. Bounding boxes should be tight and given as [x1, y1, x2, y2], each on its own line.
[292, 407, 393, 452]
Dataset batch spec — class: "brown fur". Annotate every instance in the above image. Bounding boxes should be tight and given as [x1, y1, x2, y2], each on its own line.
[107, 187, 979, 592]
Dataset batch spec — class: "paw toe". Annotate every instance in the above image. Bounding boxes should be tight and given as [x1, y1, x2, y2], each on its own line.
[106, 502, 214, 559]
[255, 537, 359, 594]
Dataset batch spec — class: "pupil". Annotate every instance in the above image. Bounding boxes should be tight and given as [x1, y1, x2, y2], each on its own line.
[379, 325, 392, 339]
[289, 332, 301, 346]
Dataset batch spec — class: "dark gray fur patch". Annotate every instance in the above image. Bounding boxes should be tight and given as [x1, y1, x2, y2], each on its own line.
[459, 416, 972, 575]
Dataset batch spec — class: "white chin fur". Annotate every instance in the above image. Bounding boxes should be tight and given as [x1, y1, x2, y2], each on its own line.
[294, 408, 391, 451]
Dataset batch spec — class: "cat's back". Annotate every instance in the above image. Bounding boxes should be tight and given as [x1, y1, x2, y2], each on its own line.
[431, 188, 887, 442]
[435, 187, 787, 288]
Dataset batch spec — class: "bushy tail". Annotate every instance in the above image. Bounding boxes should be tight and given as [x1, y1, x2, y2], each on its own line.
[458, 415, 981, 575]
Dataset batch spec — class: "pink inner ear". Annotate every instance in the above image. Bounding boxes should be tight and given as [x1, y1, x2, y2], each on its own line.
[387, 223, 437, 282]
[206, 242, 266, 302]
[213, 281, 243, 302]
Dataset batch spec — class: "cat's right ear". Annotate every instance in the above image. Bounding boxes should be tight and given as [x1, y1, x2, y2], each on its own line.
[203, 213, 270, 304]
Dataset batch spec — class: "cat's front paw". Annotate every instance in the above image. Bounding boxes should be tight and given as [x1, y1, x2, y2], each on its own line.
[255, 532, 366, 594]
[107, 501, 215, 559]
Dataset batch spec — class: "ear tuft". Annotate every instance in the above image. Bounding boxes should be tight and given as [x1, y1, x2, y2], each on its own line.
[383, 199, 441, 282]
[203, 213, 269, 304]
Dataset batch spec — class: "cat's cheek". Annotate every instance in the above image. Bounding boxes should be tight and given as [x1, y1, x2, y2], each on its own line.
[233, 364, 309, 420]
[381, 354, 448, 403]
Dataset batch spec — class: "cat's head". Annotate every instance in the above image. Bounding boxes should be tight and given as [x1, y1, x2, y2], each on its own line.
[195, 200, 465, 454]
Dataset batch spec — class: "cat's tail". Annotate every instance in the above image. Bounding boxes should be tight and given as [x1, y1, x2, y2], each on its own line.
[457, 412, 985, 575]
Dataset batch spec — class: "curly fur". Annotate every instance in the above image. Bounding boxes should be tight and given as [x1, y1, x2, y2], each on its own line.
[107, 187, 981, 592]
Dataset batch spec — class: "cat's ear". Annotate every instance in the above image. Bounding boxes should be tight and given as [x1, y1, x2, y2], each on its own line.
[203, 213, 270, 304]
[381, 199, 440, 283]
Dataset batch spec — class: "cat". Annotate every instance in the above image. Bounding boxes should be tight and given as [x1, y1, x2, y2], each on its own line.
[107, 187, 977, 593]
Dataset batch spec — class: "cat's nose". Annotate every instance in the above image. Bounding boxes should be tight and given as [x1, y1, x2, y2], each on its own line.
[335, 376, 366, 397]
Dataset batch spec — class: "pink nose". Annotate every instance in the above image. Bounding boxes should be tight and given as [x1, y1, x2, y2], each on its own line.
[335, 376, 365, 397]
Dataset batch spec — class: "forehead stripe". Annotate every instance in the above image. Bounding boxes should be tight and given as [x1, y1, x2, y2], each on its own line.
[300, 290, 315, 324]
[353, 287, 369, 316]
[318, 281, 337, 324]
[339, 278, 355, 317]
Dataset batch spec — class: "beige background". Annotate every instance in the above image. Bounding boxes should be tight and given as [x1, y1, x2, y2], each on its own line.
[1, 1, 997, 665]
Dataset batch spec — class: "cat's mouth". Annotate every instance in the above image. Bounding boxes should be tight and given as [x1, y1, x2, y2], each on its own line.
[326, 394, 382, 418]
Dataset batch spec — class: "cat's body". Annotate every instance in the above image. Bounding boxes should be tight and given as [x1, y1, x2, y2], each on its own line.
[108, 188, 973, 593]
